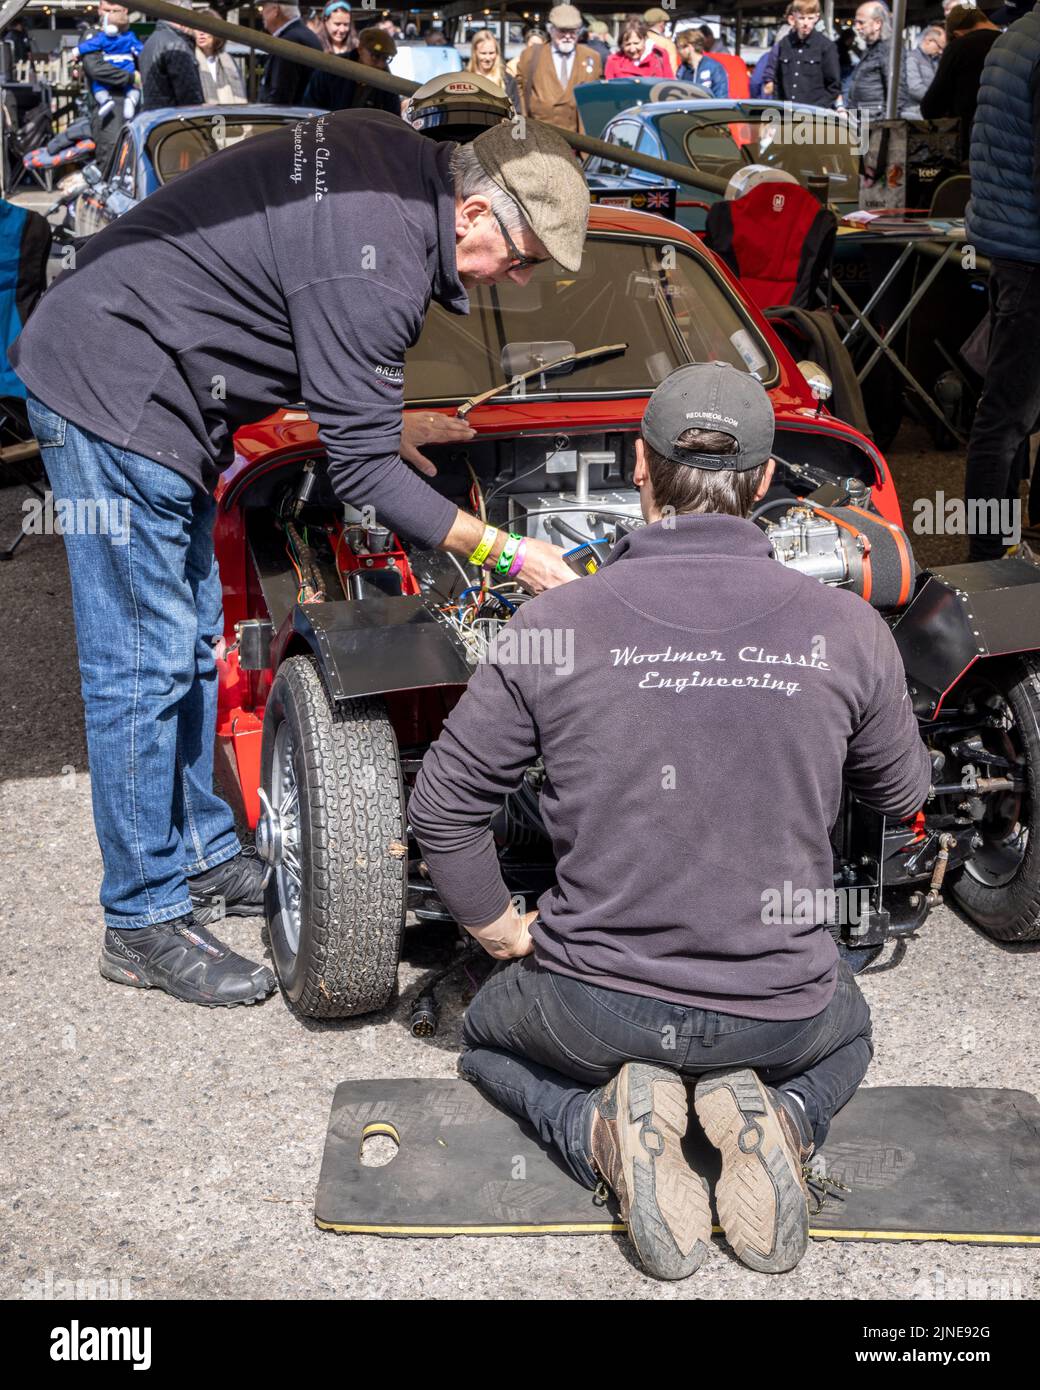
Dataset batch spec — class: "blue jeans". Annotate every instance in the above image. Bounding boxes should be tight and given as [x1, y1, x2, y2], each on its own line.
[461, 954, 873, 1190]
[27, 395, 241, 928]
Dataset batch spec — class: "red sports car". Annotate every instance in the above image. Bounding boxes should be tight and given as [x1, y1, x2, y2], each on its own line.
[211, 206, 1039, 1019]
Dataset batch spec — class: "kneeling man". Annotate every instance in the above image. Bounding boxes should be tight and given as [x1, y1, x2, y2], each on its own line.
[408, 363, 931, 1280]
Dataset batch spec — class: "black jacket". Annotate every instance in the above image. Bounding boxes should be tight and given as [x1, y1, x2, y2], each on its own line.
[259, 20, 324, 105]
[921, 26, 1001, 157]
[774, 29, 842, 109]
[848, 36, 893, 116]
[302, 56, 401, 115]
[140, 22, 204, 110]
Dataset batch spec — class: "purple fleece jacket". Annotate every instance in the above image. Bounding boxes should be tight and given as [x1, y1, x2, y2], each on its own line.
[408, 512, 932, 1021]
[11, 110, 466, 549]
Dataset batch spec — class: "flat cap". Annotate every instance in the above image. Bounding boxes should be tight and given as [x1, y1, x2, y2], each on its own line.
[644, 7, 671, 24]
[548, 5, 583, 29]
[471, 120, 589, 272]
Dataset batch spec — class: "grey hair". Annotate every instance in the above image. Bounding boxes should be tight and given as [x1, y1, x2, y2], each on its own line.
[861, 2, 892, 37]
[449, 142, 527, 233]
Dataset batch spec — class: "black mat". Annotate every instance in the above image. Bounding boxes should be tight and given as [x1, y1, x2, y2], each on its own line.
[315, 1080, 1040, 1245]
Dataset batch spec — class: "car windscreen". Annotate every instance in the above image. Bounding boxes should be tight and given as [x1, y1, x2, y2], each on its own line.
[147, 117, 300, 185]
[404, 233, 777, 405]
[658, 110, 859, 196]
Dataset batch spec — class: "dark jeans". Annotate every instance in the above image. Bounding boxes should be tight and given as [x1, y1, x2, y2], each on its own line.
[965, 258, 1040, 561]
[461, 955, 873, 1190]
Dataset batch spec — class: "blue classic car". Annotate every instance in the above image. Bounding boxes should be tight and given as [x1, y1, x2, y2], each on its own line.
[579, 92, 862, 231]
[71, 105, 321, 238]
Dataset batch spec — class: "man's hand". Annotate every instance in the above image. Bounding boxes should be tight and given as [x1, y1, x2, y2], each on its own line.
[517, 536, 578, 593]
[400, 412, 476, 477]
[466, 903, 538, 960]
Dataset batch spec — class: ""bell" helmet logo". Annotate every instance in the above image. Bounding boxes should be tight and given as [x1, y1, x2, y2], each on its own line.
[772, 193, 786, 212]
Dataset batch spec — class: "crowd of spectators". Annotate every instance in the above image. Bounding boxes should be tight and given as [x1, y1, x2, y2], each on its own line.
[59, 1, 1025, 178]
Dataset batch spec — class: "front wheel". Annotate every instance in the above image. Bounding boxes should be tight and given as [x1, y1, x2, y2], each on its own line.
[950, 657, 1040, 942]
[258, 656, 406, 1017]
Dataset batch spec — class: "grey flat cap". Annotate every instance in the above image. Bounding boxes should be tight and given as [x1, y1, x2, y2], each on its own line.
[471, 121, 590, 272]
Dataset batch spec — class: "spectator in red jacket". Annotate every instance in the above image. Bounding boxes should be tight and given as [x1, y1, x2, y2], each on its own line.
[605, 16, 674, 79]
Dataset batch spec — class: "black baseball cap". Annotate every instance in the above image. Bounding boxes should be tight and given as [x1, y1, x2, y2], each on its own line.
[641, 362, 775, 472]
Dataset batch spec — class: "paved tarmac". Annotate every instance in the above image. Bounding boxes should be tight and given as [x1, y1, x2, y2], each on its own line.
[1, 432, 1037, 1302]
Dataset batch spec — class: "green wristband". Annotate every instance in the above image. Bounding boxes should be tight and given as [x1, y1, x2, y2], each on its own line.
[494, 532, 523, 576]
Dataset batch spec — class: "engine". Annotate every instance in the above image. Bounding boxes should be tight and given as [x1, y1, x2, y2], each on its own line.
[764, 500, 917, 611]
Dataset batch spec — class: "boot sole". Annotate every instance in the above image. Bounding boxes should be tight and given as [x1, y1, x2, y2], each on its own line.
[99, 949, 276, 1009]
[615, 1063, 712, 1280]
[694, 1068, 809, 1274]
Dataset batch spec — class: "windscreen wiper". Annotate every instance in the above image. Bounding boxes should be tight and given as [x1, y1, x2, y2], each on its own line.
[456, 342, 628, 419]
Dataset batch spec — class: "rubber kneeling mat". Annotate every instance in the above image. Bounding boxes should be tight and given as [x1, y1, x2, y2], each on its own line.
[314, 1080, 1040, 1244]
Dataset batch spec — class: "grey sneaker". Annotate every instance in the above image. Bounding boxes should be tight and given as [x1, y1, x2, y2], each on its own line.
[588, 1062, 712, 1280]
[694, 1068, 811, 1273]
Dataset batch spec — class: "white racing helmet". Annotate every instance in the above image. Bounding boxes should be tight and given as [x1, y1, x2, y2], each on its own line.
[724, 164, 799, 201]
[405, 72, 513, 143]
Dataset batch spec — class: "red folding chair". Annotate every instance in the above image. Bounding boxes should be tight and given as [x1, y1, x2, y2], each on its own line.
[703, 180, 837, 314]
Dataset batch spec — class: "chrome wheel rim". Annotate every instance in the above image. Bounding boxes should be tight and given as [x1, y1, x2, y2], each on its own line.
[256, 721, 303, 960]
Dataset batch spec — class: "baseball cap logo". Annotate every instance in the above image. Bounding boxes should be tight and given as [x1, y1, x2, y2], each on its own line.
[772, 193, 786, 212]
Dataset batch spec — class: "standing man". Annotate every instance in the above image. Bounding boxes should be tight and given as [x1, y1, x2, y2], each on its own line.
[258, 3, 324, 104]
[80, 1, 140, 168]
[901, 24, 946, 118]
[773, 0, 844, 109]
[516, 5, 601, 132]
[409, 363, 931, 1280]
[962, 3, 1040, 559]
[11, 112, 585, 1008]
[922, 5, 1003, 157]
[644, 8, 680, 72]
[139, 12, 203, 109]
[584, 20, 612, 66]
[848, 1, 895, 116]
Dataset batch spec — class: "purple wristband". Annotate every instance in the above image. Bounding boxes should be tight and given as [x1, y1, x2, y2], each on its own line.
[507, 538, 527, 579]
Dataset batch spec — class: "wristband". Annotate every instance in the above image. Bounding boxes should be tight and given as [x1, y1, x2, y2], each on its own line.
[494, 532, 523, 576]
[507, 538, 527, 579]
[468, 524, 497, 568]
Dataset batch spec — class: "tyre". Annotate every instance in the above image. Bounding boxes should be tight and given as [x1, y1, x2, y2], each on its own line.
[258, 655, 406, 1017]
[950, 657, 1040, 942]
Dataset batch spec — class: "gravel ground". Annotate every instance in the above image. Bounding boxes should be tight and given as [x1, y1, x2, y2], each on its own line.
[1, 432, 1038, 1303]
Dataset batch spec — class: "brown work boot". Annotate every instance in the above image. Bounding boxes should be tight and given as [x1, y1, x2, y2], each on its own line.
[694, 1068, 811, 1273]
[587, 1062, 712, 1280]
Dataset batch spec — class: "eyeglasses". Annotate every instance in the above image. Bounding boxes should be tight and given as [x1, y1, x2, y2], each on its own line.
[491, 210, 548, 271]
